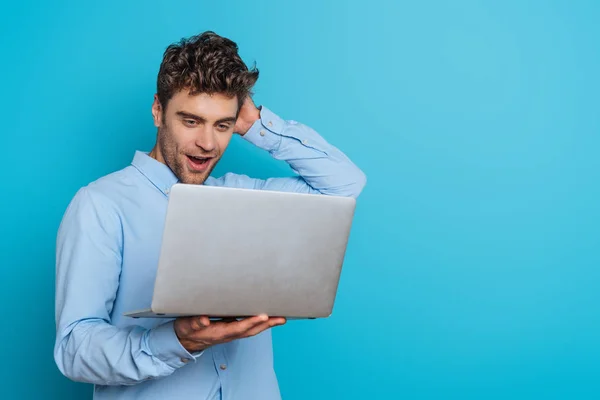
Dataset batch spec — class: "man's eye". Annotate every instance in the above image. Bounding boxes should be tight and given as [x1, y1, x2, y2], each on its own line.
[218, 124, 230, 131]
[184, 119, 197, 126]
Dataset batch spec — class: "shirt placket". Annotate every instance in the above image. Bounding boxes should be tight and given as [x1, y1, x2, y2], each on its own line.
[211, 347, 229, 399]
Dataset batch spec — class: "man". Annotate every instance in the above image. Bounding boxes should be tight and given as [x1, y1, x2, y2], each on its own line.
[54, 31, 366, 399]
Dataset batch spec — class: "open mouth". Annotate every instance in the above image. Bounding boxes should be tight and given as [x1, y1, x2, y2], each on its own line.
[187, 155, 213, 171]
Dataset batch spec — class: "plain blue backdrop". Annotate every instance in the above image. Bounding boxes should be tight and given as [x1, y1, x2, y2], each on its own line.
[1, 0, 599, 399]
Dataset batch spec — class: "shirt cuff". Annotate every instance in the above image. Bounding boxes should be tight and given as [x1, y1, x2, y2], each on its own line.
[242, 106, 328, 155]
[147, 320, 204, 369]
[242, 106, 284, 152]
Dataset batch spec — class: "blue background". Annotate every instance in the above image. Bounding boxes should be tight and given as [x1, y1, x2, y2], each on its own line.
[1, 0, 599, 399]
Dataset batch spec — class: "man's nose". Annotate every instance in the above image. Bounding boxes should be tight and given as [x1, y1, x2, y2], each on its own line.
[195, 126, 216, 152]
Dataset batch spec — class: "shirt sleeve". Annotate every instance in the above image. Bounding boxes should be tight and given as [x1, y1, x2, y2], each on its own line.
[209, 106, 367, 197]
[54, 187, 201, 386]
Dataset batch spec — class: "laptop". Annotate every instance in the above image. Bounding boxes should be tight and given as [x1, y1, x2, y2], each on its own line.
[124, 183, 356, 319]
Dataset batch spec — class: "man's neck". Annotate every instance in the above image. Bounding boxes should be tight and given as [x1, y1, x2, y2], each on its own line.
[148, 146, 164, 164]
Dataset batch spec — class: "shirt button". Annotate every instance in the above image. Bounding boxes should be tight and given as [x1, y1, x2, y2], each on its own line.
[181, 358, 190, 363]
[302, 139, 308, 145]
[219, 364, 227, 370]
[260, 130, 265, 136]
[268, 121, 273, 127]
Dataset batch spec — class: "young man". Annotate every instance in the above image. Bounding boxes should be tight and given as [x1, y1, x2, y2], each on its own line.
[54, 31, 366, 399]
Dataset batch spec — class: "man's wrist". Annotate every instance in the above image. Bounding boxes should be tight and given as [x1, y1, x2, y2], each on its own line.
[237, 106, 261, 136]
[178, 338, 207, 353]
[147, 320, 199, 368]
[241, 106, 285, 152]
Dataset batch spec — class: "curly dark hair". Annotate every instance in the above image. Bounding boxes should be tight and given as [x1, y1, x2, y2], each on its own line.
[156, 31, 259, 113]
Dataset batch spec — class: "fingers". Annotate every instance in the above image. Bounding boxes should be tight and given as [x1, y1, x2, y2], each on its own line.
[219, 314, 269, 339]
[216, 315, 286, 341]
[189, 316, 211, 331]
[183, 314, 286, 347]
[244, 317, 286, 337]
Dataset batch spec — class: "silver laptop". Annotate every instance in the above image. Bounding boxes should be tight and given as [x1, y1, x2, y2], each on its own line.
[124, 183, 356, 319]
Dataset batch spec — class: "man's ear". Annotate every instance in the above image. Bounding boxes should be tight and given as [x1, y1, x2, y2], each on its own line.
[152, 94, 163, 127]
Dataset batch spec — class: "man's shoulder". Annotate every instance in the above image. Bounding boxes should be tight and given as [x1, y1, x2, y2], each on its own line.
[89, 165, 136, 190]
[58, 167, 137, 237]
[68, 165, 139, 212]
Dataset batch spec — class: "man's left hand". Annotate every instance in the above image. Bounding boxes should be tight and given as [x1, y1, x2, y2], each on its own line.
[234, 96, 260, 136]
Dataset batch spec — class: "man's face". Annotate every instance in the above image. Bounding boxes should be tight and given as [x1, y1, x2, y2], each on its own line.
[151, 90, 238, 184]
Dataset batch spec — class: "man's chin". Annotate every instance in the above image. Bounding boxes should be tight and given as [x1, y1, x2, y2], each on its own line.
[180, 164, 218, 185]
[179, 172, 210, 185]
[171, 157, 219, 185]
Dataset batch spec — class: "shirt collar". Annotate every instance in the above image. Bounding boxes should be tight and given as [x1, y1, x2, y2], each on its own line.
[131, 151, 179, 196]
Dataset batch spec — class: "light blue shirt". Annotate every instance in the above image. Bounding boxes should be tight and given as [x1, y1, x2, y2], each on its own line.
[54, 106, 366, 400]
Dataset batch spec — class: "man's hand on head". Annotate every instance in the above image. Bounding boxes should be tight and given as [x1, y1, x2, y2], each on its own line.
[174, 314, 286, 353]
[234, 96, 261, 136]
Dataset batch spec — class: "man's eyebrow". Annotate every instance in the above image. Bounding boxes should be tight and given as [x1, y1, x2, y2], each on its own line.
[175, 111, 206, 122]
[175, 112, 236, 125]
[215, 117, 237, 124]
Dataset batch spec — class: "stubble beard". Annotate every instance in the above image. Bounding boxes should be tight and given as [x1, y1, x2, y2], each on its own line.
[157, 125, 221, 185]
